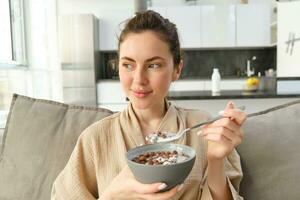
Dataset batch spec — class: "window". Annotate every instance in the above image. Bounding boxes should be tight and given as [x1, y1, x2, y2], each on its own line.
[0, 0, 26, 67]
[0, 0, 12, 62]
[0, 0, 27, 128]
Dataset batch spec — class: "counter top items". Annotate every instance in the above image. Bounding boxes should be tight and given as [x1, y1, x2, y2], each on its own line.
[167, 90, 300, 100]
[211, 68, 221, 95]
[246, 56, 256, 77]
[243, 77, 260, 91]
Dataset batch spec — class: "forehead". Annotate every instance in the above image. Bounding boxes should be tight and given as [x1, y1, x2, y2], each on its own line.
[119, 31, 172, 59]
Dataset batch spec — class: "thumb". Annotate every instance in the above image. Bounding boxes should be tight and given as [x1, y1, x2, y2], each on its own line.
[134, 182, 167, 194]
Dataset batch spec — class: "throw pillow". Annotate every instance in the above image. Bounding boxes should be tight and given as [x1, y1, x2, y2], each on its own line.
[0, 94, 113, 200]
[238, 99, 300, 200]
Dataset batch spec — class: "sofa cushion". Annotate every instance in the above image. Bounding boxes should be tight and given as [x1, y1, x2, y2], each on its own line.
[0, 94, 113, 200]
[238, 99, 300, 200]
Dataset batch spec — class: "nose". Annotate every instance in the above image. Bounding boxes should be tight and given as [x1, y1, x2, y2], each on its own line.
[133, 66, 148, 85]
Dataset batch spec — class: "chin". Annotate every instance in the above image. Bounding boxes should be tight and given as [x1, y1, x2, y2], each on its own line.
[131, 100, 152, 110]
[129, 97, 154, 110]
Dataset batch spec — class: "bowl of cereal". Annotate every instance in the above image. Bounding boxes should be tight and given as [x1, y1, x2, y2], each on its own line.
[126, 143, 196, 191]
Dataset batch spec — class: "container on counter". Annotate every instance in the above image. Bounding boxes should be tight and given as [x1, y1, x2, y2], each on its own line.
[211, 68, 221, 95]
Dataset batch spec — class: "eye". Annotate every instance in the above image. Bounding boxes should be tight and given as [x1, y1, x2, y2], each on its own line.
[122, 63, 133, 70]
[148, 63, 161, 69]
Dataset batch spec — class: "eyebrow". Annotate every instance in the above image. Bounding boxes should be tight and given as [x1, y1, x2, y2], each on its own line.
[120, 56, 165, 62]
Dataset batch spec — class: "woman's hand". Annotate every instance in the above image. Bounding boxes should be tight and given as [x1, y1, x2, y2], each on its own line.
[199, 102, 247, 161]
[101, 165, 183, 200]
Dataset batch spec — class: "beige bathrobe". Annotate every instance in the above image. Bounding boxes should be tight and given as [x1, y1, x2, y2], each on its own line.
[51, 101, 243, 200]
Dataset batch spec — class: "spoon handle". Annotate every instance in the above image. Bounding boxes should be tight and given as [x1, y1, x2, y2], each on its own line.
[189, 106, 246, 131]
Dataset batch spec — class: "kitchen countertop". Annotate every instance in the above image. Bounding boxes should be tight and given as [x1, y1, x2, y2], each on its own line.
[167, 90, 300, 100]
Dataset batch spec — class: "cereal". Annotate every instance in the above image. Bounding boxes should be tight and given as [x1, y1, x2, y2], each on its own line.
[132, 150, 189, 165]
[146, 131, 177, 143]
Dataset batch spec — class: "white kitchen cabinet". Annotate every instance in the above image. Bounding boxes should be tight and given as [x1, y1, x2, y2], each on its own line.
[149, 5, 272, 48]
[236, 4, 271, 47]
[97, 80, 127, 104]
[169, 79, 246, 91]
[98, 103, 128, 112]
[277, 1, 300, 77]
[201, 5, 236, 47]
[59, 14, 98, 106]
[99, 10, 133, 51]
[97, 80, 128, 112]
[149, 6, 167, 17]
[166, 6, 202, 48]
[204, 79, 246, 91]
[59, 15, 97, 67]
[169, 80, 205, 91]
[63, 87, 97, 106]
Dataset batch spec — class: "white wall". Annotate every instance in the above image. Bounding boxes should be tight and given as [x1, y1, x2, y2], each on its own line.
[58, 0, 134, 17]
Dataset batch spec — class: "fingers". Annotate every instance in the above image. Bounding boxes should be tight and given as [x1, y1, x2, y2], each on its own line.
[118, 165, 183, 199]
[210, 117, 240, 133]
[220, 102, 247, 125]
[225, 101, 235, 110]
[133, 182, 167, 194]
[141, 184, 184, 200]
[201, 126, 242, 147]
[203, 132, 233, 147]
[200, 117, 243, 139]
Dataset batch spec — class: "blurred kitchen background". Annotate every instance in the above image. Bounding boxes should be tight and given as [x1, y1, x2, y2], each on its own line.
[1, 0, 300, 128]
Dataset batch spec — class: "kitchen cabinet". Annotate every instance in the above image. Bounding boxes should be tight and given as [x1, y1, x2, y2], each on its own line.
[203, 79, 245, 91]
[271, 21, 277, 46]
[59, 15, 98, 68]
[277, 1, 300, 77]
[236, 4, 271, 47]
[98, 103, 128, 112]
[99, 10, 133, 51]
[170, 79, 246, 91]
[166, 6, 202, 48]
[59, 14, 99, 106]
[149, 6, 167, 17]
[150, 4, 272, 48]
[201, 5, 236, 47]
[97, 80, 127, 112]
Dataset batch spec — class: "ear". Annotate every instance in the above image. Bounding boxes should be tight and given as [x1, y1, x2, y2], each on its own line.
[172, 60, 183, 81]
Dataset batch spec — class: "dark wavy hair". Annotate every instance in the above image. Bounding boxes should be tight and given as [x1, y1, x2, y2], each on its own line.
[118, 10, 182, 67]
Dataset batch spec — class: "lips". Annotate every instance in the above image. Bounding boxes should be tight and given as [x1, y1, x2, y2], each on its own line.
[131, 89, 152, 98]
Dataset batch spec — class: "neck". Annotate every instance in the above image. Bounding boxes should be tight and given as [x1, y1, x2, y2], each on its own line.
[132, 100, 167, 135]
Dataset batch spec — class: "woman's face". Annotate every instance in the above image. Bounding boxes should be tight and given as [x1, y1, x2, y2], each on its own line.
[119, 31, 182, 110]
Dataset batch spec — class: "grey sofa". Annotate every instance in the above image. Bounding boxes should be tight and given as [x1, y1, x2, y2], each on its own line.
[0, 94, 300, 200]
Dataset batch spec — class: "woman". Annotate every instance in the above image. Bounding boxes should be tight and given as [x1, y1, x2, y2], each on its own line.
[52, 10, 246, 200]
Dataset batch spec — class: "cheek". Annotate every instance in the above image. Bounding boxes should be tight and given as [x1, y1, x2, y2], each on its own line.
[119, 69, 132, 89]
[152, 73, 172, 90]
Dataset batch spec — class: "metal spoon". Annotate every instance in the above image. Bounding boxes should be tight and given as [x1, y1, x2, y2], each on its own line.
[145, 106, 246, 144]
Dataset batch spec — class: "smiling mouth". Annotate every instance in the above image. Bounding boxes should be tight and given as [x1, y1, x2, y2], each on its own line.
[132, 90, 153, 98]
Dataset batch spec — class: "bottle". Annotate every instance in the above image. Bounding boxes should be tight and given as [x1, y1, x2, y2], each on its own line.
[246, 60, 251, 77]
[211, 68, 221, 95]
